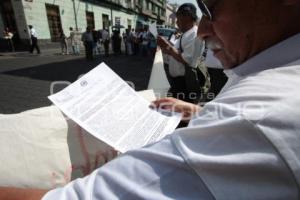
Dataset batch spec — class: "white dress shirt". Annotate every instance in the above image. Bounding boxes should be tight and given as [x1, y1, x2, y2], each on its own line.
[102, 30, 109, 41]
[169, 25, 204, 77]
[162, 33, 179, 65]
[43, 34, 300, 200]
[30, 28, 38, 38]
[173, 33, 300, 199]
[81, 32, 93, 42]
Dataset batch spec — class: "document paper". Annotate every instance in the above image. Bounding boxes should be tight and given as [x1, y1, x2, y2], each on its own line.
[149, 22, 158, 38]
[49, 62, 181, 153]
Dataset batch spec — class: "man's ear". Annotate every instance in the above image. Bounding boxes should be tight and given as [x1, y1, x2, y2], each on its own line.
[283, 0, 300, 6]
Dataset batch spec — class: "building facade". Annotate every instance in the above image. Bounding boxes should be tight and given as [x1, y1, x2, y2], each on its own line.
[0, 0, 166, 51]
[165, 3, 177, 28]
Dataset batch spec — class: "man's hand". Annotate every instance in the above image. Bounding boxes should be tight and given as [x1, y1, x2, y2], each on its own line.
[0, 187, 48, 200]
[157, 35, 169, 49]
[157, 36, 175, 54]
[157, 35, 187, 65]
[151, 97, 202, 121]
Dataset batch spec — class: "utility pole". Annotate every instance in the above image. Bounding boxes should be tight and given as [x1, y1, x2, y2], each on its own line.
[72, 0, 78, 29]
[110, 7, 113, 30]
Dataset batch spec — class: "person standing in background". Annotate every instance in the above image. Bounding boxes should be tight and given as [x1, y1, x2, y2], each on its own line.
[28, 25, 41, 54]
[140, 28, 149, 56]
[92, 28, 100, 56]
[3, 27, 14, 52]
[132, 29, 140, 55]
[69, 27, 81, 55]
[101, 28, 110, 57]
[157, 3, 206, 103]
[112, 30, 122, 55]
[60, 30, 68, 55]
[74, 28, 82, 55]
[162, 29, 182, 86]
[125, 29, 133, 55]
[81, 26, 94, 60]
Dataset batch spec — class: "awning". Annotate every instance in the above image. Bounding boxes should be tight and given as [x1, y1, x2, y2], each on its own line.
[137, 20, 149, 25]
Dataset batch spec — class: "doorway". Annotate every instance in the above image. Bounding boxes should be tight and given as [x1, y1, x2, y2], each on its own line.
[46, 4, 62, 42]
[86, 11, 95, 29]
[102, 14, 109, 30]
[0, 0, 20, 50]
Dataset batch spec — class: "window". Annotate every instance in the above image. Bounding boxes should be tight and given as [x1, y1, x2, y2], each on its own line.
[102, 14, 109, 30]
[115, 17, 121, 26]
[86, 11, 95, 29]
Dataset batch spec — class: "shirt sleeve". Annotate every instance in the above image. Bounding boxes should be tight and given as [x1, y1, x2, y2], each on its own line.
[181, 31, 197, 66]
[42, 137, 214, 200]
[172, 112, 299, 200]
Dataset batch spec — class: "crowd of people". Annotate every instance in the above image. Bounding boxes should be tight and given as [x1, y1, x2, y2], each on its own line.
[79, 26, 158, 60]
[1, 25, 41, 54]
[2, 25, 158, 59]
[122, 28, 157, 57]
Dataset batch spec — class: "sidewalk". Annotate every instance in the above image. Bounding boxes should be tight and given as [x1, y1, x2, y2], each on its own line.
[0, 44, 127, 73]
[0, 46, 61, 57]
[0, 47, 85, 73]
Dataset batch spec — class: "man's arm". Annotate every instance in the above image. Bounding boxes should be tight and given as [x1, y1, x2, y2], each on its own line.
[151, 97, 202, 121]
[0, 187, 47, 200]
[157, 35, 188, 65]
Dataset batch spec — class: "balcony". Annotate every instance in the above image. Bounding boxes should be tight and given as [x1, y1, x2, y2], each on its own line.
[152, 9, 158, 15]
[150, 0, 165, 8]
[159, 15, 166, 22]
[142, 9, 152, 16]
[109, 0, 121, 4]
[100, 0, 137, 11]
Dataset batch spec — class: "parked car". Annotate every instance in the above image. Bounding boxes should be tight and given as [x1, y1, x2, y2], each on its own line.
[157, 28, 176, 40]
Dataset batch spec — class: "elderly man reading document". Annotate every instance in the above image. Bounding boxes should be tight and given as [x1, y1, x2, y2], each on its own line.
[1, 0, 300, 199]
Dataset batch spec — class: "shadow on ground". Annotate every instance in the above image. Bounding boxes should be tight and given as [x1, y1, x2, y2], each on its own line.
[1, 54, 154, 114]
[4, 54, 154, 91]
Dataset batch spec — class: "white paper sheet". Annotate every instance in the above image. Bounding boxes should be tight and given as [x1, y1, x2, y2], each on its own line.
[147, 49, 170, 93]
[49, 62, 181, 153]
[149, 22, 158, 38]
[138, 89, 156, 102]
[169, 34, 177, 45]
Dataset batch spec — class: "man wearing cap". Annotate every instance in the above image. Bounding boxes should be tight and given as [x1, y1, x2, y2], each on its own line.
[157, 3, 206, 103]
[1, 0, 300, 199]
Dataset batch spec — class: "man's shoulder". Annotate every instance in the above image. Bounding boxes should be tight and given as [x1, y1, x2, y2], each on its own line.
[181, 26, 197, 45]
[183, 26, 197, 37]
[215, 64, 300, 119]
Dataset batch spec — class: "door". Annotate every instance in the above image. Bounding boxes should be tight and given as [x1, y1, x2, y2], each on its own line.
[102, 14, 109, 30]
[0, 0, 20, 50]
[127, 19, 132, 30]
[46, 4, 62, 42]
[86, 11, 95, 29]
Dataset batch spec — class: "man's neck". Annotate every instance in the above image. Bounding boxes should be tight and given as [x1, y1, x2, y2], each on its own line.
[182, 24, 194, 33]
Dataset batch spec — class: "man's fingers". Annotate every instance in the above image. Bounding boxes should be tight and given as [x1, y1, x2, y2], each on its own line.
[151, 98, 188, 114]
[151, 98, 177, 107]
[151, 98, 170, 106]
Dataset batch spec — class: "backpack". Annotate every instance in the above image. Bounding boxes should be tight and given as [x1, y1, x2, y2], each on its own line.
[179, 35, 211, 98]
[197, 46, 211, 94]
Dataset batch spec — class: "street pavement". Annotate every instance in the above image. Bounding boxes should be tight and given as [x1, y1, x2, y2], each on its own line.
[0, 48, 154, 114]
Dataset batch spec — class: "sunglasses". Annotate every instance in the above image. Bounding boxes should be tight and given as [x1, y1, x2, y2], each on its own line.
[197, 0, 217, 20]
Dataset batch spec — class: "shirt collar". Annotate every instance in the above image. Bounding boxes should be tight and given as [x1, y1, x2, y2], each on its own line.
[183, 25, 197, 36]
[224, 33, 300, 77]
